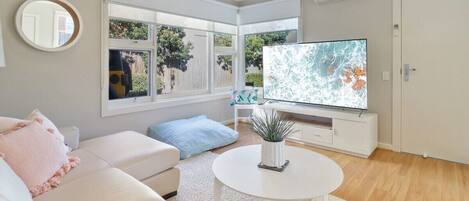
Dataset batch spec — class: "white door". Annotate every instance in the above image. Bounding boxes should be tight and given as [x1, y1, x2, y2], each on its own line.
[401, 0, 469, 164]
[22, 15, 39, 43]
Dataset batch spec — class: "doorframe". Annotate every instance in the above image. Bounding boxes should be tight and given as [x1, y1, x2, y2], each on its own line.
[391, 0, 402, 152]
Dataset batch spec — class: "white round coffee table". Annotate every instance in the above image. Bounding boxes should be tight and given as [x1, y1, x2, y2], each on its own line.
[212, 145, 343, 201]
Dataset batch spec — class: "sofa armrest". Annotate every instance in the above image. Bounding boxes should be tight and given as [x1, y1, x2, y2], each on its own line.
[59, 127, 80, 150]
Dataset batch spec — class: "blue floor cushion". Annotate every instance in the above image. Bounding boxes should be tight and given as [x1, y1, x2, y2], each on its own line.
[148, 115, 239, 160]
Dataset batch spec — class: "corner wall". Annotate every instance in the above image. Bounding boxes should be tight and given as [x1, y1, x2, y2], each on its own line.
[0, 0, 233, 140]
[301, 0, 393, 145]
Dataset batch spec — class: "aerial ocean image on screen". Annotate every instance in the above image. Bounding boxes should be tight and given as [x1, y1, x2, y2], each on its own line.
[263, 40, 367, 109]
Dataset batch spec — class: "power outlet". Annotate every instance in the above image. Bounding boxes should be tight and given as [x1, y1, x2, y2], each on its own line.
[382, 71, 391, 81]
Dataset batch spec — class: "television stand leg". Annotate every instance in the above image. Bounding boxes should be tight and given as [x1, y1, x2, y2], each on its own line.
[234, 108, 238, 131]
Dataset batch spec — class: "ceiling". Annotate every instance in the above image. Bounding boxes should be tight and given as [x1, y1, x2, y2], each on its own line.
[214, 0, 274, 7]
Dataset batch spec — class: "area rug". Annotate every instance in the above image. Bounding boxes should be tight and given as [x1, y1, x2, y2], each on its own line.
[167, 152, 345, 201]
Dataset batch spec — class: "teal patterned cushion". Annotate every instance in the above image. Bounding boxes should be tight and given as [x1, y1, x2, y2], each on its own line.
[231, 89, 258, 105]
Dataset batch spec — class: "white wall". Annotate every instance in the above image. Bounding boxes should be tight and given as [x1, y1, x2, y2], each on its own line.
[0, 19, 5, 67]
[0, 0, 233, 140]
[301, 0, 393, 144]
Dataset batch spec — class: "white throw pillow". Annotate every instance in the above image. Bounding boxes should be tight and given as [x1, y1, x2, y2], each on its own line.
[0, 159, 33, 201]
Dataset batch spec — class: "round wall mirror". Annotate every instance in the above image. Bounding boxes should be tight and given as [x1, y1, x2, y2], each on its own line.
[15, 0, 83, 52]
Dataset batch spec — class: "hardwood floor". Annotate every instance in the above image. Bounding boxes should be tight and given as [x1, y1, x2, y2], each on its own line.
[212, 123, 469, 201]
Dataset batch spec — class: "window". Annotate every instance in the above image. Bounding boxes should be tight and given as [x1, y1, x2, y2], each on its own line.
[108, 20, 154, 101]
[54, 11, 74, 46]
[104, 3, 237, 115]
[156, 26, 209, 98]
[240, 18, 299, 87]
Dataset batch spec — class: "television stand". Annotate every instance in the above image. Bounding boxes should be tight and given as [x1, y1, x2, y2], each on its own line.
[261, 102, 378, 158]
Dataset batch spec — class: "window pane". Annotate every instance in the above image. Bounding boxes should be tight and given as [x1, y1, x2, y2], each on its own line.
[109, 19, 150, 40]
[214, 33, 233, 47]
[245, 30, 297, 87]
[109, 50, 150, 100]
[156, 25, 208, 97]
[215, 55, 234, 88]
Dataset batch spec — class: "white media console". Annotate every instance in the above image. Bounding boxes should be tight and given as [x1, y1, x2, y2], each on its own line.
[262, 102, 378, 158]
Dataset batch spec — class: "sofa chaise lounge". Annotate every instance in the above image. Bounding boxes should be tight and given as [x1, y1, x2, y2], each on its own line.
[2, 128, 180, 201]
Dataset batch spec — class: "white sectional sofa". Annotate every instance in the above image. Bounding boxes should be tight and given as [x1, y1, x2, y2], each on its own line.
[1, 129, 180, 201]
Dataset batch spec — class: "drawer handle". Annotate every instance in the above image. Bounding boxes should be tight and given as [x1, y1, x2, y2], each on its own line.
[314, 134, 321, 137]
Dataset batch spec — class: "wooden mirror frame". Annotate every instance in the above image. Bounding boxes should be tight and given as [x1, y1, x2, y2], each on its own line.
[15, 0, 83, 52]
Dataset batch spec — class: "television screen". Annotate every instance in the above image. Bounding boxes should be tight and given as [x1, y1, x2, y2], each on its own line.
[263, 39, 368, 109]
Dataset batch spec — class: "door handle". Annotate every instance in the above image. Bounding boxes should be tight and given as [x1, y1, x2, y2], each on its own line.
[404, 64, 417, 81]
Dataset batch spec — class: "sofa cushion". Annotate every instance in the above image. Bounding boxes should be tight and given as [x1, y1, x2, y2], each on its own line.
[0, 159, 32, 201]
[79, 131, 179, 180]
[33, 168, 165, 201]
[61, 149, 111, 185]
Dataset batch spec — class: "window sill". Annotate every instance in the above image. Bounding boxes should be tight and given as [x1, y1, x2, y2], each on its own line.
[102, 92, 232, 117]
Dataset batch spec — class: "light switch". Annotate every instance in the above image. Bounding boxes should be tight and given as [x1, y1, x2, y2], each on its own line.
[382, 71, 391, 81]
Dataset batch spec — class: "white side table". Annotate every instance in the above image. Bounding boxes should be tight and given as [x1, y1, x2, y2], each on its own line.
[233, 104, 258, 131]
[212, 145, 344, 201]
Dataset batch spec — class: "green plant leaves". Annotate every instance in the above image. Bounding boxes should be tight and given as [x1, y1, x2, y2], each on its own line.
[250, 110, 296, 142]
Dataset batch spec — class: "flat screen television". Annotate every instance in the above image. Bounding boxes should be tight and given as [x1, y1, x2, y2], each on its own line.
[263, 39, 368, 110]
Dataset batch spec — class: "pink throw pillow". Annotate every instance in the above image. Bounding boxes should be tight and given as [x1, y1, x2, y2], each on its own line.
[27, 109, 65, 143]
[0, 117, 29, 133]
[0, 122, 79, 197]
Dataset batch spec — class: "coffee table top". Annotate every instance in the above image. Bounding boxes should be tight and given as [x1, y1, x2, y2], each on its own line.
[212, 145, 343, 200]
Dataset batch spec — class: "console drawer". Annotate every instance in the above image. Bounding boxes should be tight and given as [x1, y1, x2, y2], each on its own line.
[301, 124, 333, 144]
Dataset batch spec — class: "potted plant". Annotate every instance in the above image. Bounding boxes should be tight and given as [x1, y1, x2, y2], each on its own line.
[251, 110, 296, 169]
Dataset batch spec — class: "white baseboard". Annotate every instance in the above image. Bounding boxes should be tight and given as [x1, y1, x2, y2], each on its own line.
[378, 142, 393, 150]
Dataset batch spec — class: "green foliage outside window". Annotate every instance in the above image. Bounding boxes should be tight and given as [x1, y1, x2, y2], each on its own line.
[246, 73, 263, 87]
[156, 25, 195, 92]
[156, 25, 194, 74]
[109, 19, 149, 40]
[245, 31, 290, 71]
[127, 73, 149, 97]
[214, 33, 232, 47]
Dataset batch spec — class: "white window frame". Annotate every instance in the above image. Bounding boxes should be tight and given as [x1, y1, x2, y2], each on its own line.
[101, 2, 237, 117]
[213, 34, 237, 93]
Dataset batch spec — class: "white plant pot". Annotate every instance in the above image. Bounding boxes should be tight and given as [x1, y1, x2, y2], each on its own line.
[261, 140, 286, 168]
